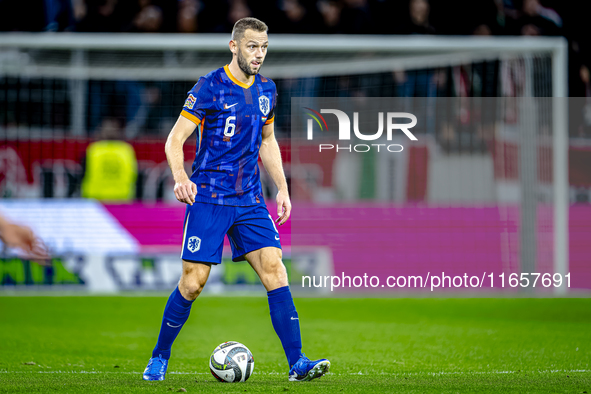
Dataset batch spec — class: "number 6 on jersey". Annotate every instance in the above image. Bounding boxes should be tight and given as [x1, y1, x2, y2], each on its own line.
[224, 116, 236, 137]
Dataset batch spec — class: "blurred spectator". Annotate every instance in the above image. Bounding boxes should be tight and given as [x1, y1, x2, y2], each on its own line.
[72, 0, 86, 21]
[131, 0, 163, 32]
[516, 0, 562, 36]
[228, 0, 252, 26]
[318, 0, 342, 34]
[178, 0, 200, 33]
[81, 118, 138, 202]
[469, 0, 506, 36]
[44, 0, 76, 31]
[473, 24, 492, 36]
[401, 0, 435, 35]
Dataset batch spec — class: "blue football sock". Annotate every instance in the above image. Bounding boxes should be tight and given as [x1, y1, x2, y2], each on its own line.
[268, 286, 303, 367]
[152, 286, 194, 360]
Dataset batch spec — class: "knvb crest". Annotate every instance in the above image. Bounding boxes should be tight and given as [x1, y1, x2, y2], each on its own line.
[187, 236, 201, 253]
[259, 96, 270, 116]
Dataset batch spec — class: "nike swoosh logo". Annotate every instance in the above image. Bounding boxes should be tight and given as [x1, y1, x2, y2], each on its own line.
[224, 103, 238, 109]
[275, 235, 280, 240]
[291, 317, 299, 320]
[166, 322, 182, 328]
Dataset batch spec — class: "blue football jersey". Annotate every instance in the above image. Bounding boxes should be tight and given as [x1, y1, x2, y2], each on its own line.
[180, 65, 277, 206]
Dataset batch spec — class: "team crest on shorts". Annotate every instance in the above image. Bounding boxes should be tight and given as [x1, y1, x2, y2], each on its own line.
[187, 236, 201, 253]
[184, 94, 196, 110]
[259, 95, 270, 116]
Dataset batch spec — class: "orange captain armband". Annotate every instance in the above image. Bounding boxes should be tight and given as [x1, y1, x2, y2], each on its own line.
[264, 116, 275, 125]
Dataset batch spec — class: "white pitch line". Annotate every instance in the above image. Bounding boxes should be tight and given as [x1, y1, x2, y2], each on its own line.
[0, 369, 589, 376]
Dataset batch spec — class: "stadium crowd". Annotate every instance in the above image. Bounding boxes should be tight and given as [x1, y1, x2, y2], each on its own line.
[0, 0, 578, 37]
[1, 0, 589, 94]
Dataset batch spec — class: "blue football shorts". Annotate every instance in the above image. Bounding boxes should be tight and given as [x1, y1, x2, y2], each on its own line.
[180, 202, 282, 264]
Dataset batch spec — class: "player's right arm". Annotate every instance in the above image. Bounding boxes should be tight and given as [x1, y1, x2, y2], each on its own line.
[165, 115, 199, 205]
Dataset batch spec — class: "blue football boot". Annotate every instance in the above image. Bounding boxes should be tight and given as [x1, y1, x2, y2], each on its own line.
[288, 354, 330, 382]
[142, 355, 168, 381]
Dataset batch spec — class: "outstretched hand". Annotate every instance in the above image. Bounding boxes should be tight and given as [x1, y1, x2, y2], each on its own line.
[174, 178, 197, 205]
[275, 189, 292, 226]
[0, 222, 50, 263]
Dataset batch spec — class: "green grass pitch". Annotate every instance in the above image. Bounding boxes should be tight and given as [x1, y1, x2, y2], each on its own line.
[0, 296, 590, 393]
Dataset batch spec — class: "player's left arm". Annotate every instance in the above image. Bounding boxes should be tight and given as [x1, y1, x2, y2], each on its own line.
[260, 121, 291, 226]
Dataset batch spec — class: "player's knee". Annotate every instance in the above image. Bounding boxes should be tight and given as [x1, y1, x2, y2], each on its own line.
[179, 280, 205, 300]
[187, 283, 205, 299]
[261, 252, 288, 284]
[179, 261, 210, 300]
[179, 272, 207, 300]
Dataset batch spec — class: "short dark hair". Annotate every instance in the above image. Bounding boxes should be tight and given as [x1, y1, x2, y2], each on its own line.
[231, 17, 268, 43]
